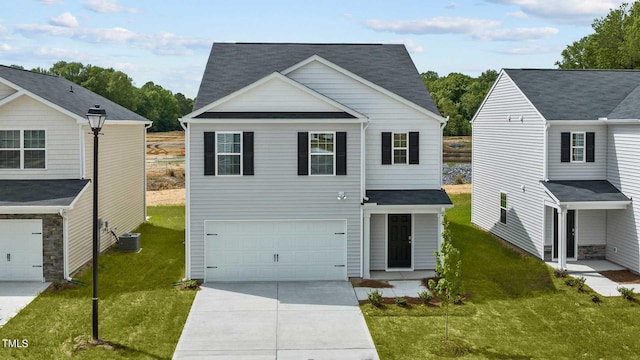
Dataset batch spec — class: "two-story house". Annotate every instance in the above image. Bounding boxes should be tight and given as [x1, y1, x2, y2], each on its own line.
[472, 69, 640, 272]
[181, 43, 452, 282]
[0, 65, 150, 282]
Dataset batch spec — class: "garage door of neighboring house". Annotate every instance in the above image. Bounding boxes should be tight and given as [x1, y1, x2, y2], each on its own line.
[205, 220, 347, 282]
[0, 220, 43, 281]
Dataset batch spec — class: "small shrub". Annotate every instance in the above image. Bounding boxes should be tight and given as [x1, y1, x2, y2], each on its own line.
[554, 269, 568, 278]
[591, 294, 602, 305]
[368, 289, 383, 307]
[453, 294, 464, 305]
[437, 338, 471, 357]
[394, 297, 408, 307]
[180, 280, 200, 291]
[454, 175, 466, 185]
[168, 169, 176, 177]
[618, 287, 635, 300]
[418, 290, 433, 304]
[52, 281, 62, 290]
[575, 276, 587, 291]
[565, 278, 575, 287]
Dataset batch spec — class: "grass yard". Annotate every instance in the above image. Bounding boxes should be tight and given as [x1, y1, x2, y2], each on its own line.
[0, 206, 194, 359]
[364, 194, 640, 359]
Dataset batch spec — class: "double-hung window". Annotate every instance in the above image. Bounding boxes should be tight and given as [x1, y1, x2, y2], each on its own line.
[393, 133, 408, 164]
[217, 132, 241, 175]
[571, 132, 585, 162]
[0, 130, 46, 169]
[500, 192, 507, 224]
[309, 132, 334, 175]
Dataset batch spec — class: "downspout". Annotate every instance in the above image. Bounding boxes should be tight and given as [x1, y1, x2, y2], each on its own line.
[543, 122, 550, 181]
[361, 121, 370, 201]
[144, 123, 152, 219]
[59, 209, 71, 281]
[79, 124, 86, 179]
[440, 117, 448, 189]
[180, 119, 191, 280]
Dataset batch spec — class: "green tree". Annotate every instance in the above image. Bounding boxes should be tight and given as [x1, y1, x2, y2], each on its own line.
[557, 2, 640, 69]
[139, 82, 181, 132]
[174, 92, 195, 116]
[428, 218, 463, 341]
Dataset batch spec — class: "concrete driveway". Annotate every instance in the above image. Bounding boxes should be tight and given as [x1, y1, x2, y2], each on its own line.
[173, 281, 379, 360]
[0, 282, 49, 327]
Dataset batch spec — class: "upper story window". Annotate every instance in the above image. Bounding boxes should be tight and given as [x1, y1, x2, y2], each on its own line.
[0, 130, 46, 169]
[393, 133, 408, 164]
[500, 192, 507, 224]
[571, 132, 585, 162]
[310, 132, 335, 175]
[217, 132, 241, 175]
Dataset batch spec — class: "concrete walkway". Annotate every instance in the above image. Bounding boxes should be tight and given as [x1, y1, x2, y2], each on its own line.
[546, 260, 640, 297]
[173, 281, 379, 360]
[353, 280, 427, 300]
[0, 282, 50, 327]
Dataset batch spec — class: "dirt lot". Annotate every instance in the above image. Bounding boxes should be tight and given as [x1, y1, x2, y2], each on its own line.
[443, 136, 471, 163]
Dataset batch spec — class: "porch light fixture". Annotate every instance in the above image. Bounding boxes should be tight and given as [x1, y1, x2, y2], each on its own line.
[337, 192, 347, 200]
[86, 104, 107, 340]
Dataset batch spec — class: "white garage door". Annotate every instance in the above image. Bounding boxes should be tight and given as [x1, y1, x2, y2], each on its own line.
[205, 220, 347, 282]
[0, 220, 43, 281]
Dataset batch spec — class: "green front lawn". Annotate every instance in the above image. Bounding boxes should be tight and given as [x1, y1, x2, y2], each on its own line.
[0, 206, 194, 359]
[364, 194, 640, 359]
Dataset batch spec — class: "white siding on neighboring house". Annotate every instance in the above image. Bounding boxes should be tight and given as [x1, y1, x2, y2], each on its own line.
[547, 124, 607, 180]
[472, 72, 546, 258]
[370, 214, 385, 270]
[188, 122, 362, 279]
[414, 214, 437, 269]
[66, 187, 92, 274]
[288, 60, 441, 190]
[606, 124, 640, 272]
[214, 77, 340, 112]
[0, 96, 80, 179]
[0, 83, 15, 99]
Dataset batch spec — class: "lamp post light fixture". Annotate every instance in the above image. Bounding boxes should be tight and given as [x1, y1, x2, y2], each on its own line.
[86, 104, 106, 340]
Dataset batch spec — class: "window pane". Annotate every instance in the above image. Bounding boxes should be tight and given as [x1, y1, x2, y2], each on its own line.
[310, 133, 334, 154]
[500, 209, 507, 224]
[394, 133, 407, 147]
[500, 193, 507, 208]
[24, 130, 45, 149]
[0, 150, 20, 168]
[24, 150, 45, 169]
[311, 154, 333, 175]
[394, 149, 407, 164]
[217, 133, 241, 154]
[217, 154, 240, 175]
[0, 130, 20, 149]
[572, 148, 584, 162]
[572, 133, 584, 147]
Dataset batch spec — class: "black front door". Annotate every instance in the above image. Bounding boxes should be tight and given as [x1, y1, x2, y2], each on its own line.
[388, 214, 411, 268]
[553, 209, 576, 259]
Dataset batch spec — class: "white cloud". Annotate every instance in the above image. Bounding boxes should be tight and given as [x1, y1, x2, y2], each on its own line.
[487, 0, 625, 23]
[495, 44, 563, 54]
[506, 11, 528, 18]
[83, 0, 137, 14]
[445, 2, 458, 9]
[389, 39, 424, 53]
[0, 43, 11, 51]
[34, 46, 97, 60]
[49, 12, 79, 28]
[364, 17, 501, 35]
[39, 0, 63, 4]
[474, 27, 559, 41]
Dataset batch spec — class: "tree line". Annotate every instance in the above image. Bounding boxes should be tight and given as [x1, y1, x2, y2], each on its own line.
[12, 61, 193, 132]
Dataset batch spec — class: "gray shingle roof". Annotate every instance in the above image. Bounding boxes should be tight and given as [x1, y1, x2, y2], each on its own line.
[365, 189, 452, 206]
[541, 180, 630, 203]
[194, 43, 440, 115]
[504, 69, 640, 120]
[0, 179, 89, 207]
[0, 65, 148, 121]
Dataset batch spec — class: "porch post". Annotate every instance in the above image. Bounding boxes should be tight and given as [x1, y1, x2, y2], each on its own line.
[558, 207, 567, 270]
[363, 211, 371, 279]
[437, 210, 444, 249]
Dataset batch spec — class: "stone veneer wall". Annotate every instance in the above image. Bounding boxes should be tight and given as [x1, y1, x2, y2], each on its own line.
[543, 245, 606, 261]
[0, 214, 63, 281]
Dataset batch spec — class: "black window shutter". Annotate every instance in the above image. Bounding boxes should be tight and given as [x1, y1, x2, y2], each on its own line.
[336, 132, 347, 175]
[586, 132, 595, 163]
[560, 132, 570, 163]
[298, 132, 308, 175]
[409, 132, 419, 164]
[204, 132, 215, 175]
[381, 132, 391, 165]
[243, 132, 254, 175]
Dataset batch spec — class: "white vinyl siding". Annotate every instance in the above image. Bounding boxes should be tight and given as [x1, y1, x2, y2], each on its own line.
[547, 125, 606, 180]
[414, 214, 438, 270]
[66, 186, 93, 273]
[370, 214, 386, 270]
[606, 124, 640, 272]
[188, 122, 361, 279]
[0, 83, 15, 99]
[288, 60, 441, 190]
[472, 72, 546, 259]
[577, 210, 606, 246]
[0, 96, 80, 178]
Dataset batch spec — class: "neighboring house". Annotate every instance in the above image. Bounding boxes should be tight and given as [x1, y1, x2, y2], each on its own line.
[472, 69, 640, 271]
[181, 43, 452, 282]
[0, 65, 151, 282]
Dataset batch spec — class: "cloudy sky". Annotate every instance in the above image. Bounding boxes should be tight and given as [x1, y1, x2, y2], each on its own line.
[0, 0, 626, 98]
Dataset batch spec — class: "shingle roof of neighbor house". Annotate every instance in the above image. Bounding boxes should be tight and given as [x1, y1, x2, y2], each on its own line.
[365, 190, 453, 206]
[194, 43, 440, 115]
[0, 65, 148, 121]
[0, 179, 89, 207]
[505, 69, 640, 120]
[541, 180, 631, 203]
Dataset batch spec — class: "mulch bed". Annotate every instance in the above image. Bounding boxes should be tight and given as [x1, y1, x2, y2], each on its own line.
[350, 279, 393, 288]
[359, 297, 441, 308]
[600, 270, 640, 284]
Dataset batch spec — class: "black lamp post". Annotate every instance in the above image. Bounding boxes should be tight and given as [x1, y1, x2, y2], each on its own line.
[86, 105, 106, 340]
